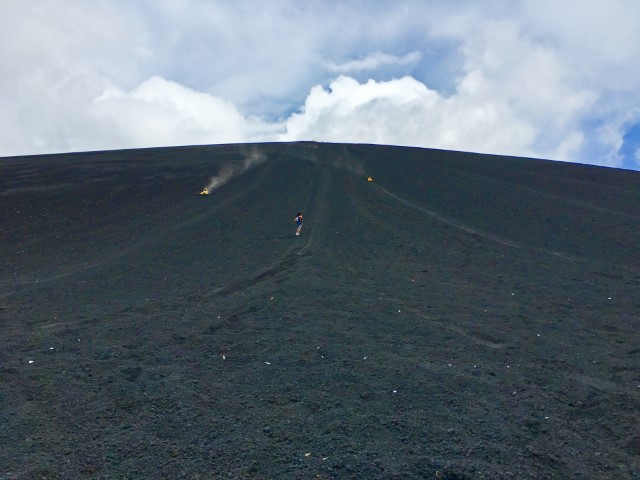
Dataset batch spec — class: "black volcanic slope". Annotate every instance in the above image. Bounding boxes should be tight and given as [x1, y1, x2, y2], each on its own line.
[1, 142, 639, 479]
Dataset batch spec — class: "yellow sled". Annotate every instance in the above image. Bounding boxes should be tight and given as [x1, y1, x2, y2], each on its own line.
[199, 188, 208, 196]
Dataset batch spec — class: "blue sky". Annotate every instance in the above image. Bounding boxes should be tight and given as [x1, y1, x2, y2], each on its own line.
[1, 0, 640, 170]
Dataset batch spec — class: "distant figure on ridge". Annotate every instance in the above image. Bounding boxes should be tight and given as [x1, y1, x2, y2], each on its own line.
[294, 212, 303, 236]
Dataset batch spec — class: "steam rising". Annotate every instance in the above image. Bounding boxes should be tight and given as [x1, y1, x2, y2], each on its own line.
[205, 147, 266, 192]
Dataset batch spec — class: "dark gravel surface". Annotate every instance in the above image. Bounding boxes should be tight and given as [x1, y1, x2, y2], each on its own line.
[1, 142, 639, 479]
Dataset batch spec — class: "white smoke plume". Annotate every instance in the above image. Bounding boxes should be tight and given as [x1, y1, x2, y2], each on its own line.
[205, 146, 266, 192]
[206, 164, 235, 191]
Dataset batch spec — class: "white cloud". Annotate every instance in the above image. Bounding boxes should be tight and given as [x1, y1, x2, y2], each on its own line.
[453, 19, 598, 160]
[328, 51, 422, 73]
[521, 0, 640, 90]
[278, 75, 536, 157]
[86, 76, 279, 150]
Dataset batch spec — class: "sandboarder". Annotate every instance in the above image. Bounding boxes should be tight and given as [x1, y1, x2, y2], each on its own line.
[294, 212, 303, 236]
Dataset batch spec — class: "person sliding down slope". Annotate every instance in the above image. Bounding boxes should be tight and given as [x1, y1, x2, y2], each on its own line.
[294, 212, 303, 236]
